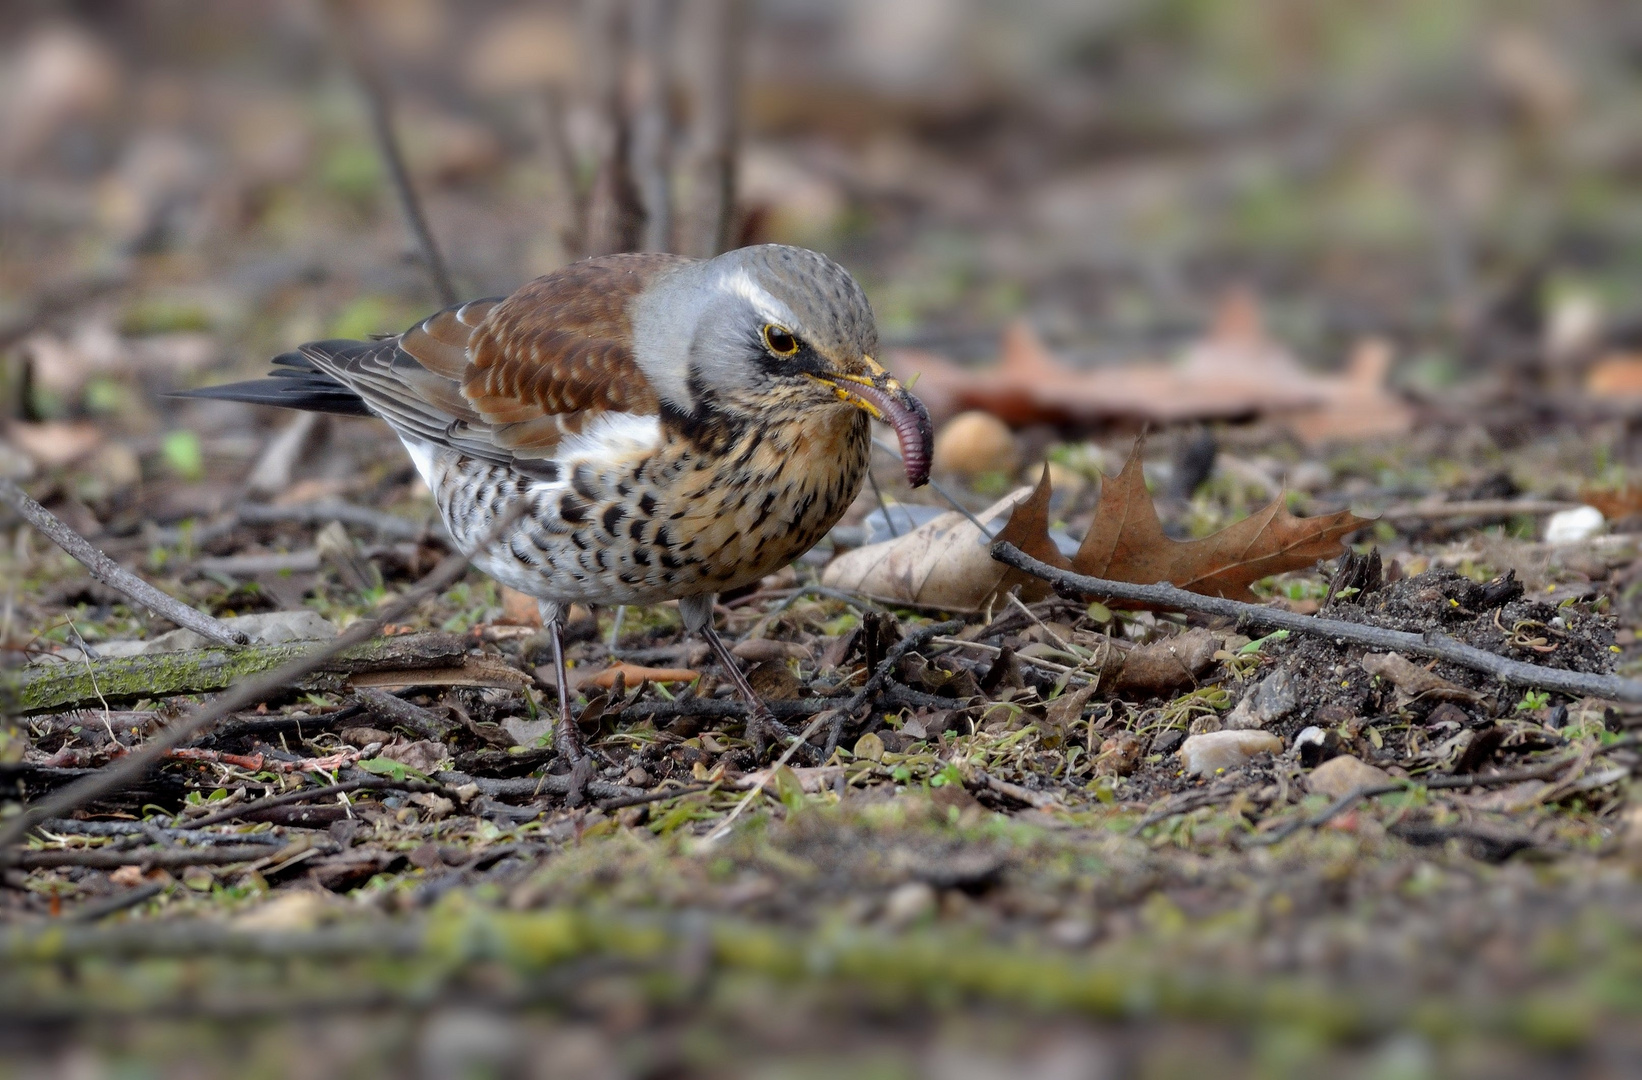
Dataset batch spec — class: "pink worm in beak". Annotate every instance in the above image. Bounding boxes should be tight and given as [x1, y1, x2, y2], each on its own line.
[850, 381, 934, 488]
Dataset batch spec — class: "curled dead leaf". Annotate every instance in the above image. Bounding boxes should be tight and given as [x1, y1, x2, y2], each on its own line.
[820, 487, 1039, 612]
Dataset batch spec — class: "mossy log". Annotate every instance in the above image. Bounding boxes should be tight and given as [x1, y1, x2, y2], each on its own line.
[0, 903, 1602, 1046]
[3, 633, 471, 715]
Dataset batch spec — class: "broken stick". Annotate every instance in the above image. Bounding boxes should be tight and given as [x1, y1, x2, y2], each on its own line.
[992, 541, 1642, 704]
[1, 478, 245, 646]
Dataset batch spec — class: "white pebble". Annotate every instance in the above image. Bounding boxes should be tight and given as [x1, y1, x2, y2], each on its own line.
[1545, 505, 1604, 544]
[1178, 730, 1283, 777]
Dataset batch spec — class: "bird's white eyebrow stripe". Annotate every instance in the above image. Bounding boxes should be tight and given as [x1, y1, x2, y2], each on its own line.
[719, 266, 795, 327]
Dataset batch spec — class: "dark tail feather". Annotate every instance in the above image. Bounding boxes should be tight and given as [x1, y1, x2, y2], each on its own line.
[171, 349, 374, 417]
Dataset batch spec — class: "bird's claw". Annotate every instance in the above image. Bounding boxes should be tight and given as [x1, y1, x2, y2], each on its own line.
[747, 710, 820, 766]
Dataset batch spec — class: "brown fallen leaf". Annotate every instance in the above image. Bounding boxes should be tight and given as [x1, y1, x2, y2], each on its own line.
[1584, 352, 1642, 398]
[1065, 438, 1371, 604]
[888, 291, 1409, 445]
[1579, 483, 1642, 521]
[499, 586, 543, 626]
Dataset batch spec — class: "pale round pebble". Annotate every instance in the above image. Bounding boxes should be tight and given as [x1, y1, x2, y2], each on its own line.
[1178, 730, 1283, 777]
[1306, 754, 1393, 799]
[1545, 505, 1604, 544]
[931, 410, 1020, 478]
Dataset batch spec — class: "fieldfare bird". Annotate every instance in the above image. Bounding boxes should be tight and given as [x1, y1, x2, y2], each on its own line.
[184, 244, 932, 796]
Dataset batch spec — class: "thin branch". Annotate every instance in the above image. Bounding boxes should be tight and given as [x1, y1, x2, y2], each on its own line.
[1378, 499, 1581, 522]
[992, 542, 1642, 703]
[1, 478, 245, 646]
[1249, 752, 1597, 846]
[630, 0, 674, 252]
[178, 776, 453, 831]
[674, 0, 743, 257]
[582, 0, 643, 255]
[14, 844, 295, 871]
[595, 783, 711, 811]
[327, 0, 456, 305]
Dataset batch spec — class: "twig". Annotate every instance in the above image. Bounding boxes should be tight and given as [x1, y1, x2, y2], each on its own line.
[0, 507, 524, 859]
[992, 542, 1642, 703]
[9, 632, 470, 715]
[1, 478, 245, 646]
[596, 783, 711, 811]
[36, 819, 287, 845]
[701, 710, 836, 845]
[14, 844, 296, 871]
[178, 776, 454, 831]
[62, 881, 166, 923]
[674, 0, 742, 257]
[969, 767, 1061, 810]
[630, 0, 674, 252]
[352, 686, 454, 740]
[433, 770, 641, 803]
[237, 499, 440, 542]
[1250, 754, 1593, 846]
[1378, 499, 1580, 522]
[844, 619, 967, 714]
[327, 0, 456, 305]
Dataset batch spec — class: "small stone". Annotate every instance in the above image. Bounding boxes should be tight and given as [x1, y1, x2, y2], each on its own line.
[340, 726, 395, 749]
[882, 881, 937, 928]
[1187, 714, 1222, 736]
[378, 739, 451, 775]
[1046, 915, 1097, 949]
[1150, 729, 1185, 756]
[1225, 667, 1298, 730]
[1306, 754, 1392, 799]
[1545, 505, 1604, 544]
[931, 410, 1020, 478]
[1178, 730, 1283, 777]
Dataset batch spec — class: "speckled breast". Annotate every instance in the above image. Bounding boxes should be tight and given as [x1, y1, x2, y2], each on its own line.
[433, 408, 871, 607]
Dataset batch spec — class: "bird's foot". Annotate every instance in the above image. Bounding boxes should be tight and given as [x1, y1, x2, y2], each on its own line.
[746, 709, 820, 766]
[554, 716, 597, 808]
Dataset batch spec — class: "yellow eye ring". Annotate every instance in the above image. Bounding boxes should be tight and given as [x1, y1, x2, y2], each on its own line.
[762, 324, 799, 357]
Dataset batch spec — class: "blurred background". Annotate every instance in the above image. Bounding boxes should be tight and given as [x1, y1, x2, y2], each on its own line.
[7, 0, 1642, 1075]
[7, 0, 1642, 495]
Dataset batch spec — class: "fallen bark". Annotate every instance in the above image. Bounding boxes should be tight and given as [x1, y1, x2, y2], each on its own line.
[5, 633, 470, 715]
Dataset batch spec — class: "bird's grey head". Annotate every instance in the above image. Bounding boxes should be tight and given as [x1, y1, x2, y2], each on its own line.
[630, 243, 878, 414]
[630, 243, 933, 485]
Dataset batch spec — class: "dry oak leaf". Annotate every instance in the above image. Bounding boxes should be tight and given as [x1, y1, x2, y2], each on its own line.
[996, 438, 1370, 608]
[1065, 439, 1371, 604]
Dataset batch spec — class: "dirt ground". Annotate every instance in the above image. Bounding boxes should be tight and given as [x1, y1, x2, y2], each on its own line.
[5, 2, 1642, 1077]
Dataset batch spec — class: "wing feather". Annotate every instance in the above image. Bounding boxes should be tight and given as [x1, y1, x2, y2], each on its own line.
[300, 253, 688, 466]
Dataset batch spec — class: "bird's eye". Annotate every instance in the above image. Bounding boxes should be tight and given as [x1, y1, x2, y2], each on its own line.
[762, 324, 799, 357]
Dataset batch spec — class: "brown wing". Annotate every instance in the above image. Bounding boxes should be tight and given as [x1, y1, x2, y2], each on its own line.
[305, 252, 689, 465]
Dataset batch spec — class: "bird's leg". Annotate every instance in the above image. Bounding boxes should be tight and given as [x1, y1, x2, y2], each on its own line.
[681, 594, 813, 762]
[542, 601, 596, 806]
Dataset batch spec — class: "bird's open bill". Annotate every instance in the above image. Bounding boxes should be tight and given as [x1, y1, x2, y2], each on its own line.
[806, 364, 934, 487]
